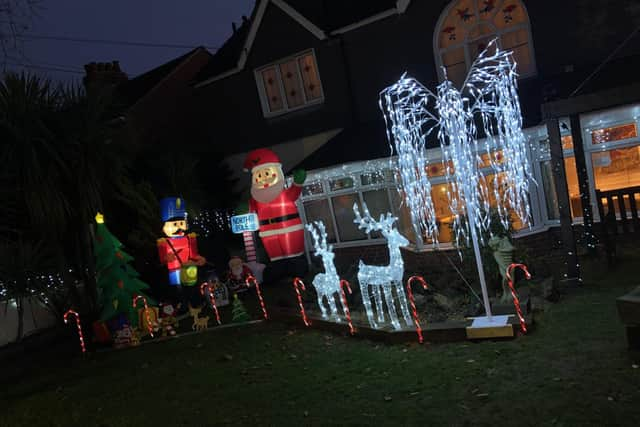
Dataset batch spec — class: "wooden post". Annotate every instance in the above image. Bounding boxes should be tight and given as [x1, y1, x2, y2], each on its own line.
[546, 118, 581, 285]
[569, 115, 597, 255]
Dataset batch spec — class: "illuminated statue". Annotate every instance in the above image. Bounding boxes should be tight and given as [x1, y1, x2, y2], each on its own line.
[156, 197, 206, 287]
[380, 40, 533, 321]
[244, 148, 306, 262]
[353, 203, 413, 330]
[306, 221, 348, 321]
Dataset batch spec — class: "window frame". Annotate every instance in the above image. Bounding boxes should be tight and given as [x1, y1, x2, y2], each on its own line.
[254, 49, 325, 118]
[433, 0, 537, 84]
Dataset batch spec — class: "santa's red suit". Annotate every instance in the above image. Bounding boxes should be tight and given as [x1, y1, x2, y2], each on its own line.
[244, 149, 305, 261]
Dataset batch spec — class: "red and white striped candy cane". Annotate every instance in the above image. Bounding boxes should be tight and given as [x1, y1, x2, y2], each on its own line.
[246, 275, 268, 320]
[506, 263, 532, 334]
[133, 295, 154, 337]
[63, 309, 86, 353]
[339, 280, 355, 335]
[406, 276, 429, 344]
[292, 278, 311, 327]
[200, 282, 221, 325]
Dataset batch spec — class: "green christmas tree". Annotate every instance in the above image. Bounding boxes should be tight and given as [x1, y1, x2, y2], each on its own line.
[231, 294, 250, 323]
[93, 212, 154, 327]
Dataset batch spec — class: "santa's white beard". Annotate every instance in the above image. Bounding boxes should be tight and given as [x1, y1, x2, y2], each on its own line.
[251, 179, 284, 204]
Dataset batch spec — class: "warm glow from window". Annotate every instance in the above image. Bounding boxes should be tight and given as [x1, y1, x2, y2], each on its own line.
[436, 0, 535, 86]
[564, 157, 583, 219]
[591, 123, 638, 145]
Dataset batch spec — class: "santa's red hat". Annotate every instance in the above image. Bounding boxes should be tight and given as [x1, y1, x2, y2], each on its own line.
[243, 148, 281, 173]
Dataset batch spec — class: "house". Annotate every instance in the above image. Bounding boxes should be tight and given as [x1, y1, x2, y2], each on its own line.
[193, 0, 640, 280]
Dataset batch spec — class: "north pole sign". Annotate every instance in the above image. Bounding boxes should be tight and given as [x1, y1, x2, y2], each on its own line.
[231, 213, 259, 234]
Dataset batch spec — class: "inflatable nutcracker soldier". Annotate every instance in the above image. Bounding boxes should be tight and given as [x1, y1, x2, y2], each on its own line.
[243, 148, 306, 262]
[157, 197, 206, 287]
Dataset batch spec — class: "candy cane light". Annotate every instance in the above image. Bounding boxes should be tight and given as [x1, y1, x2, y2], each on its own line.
[292, 278, 311, 327]
[63, 309, 86, 353]
[406, 276, 429, 343]
[506, 263, 532, 333]
[200, 282, 221, 325]
[246, 275, 268, 320]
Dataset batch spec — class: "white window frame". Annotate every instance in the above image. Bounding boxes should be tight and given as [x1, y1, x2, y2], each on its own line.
[254, 49, 325, 118]
[433, 0, 537, 84]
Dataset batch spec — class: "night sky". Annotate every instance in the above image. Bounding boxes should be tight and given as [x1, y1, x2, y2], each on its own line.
[5, 0, 255, 83]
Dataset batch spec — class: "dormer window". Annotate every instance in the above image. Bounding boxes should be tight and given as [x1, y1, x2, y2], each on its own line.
[255, 50, 324, 118]
[434, 0, 536, 88]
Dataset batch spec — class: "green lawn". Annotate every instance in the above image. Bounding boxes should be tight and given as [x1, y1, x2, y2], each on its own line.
[1, 250, 639, 427]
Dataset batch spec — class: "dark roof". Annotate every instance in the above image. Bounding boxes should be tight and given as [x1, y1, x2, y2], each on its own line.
[193, 5, 258, 83]
[283, 0, 397, 32]
[118, 47, 205, 106]
[194, 0, 399, 84]
[294, 120, 393, 171]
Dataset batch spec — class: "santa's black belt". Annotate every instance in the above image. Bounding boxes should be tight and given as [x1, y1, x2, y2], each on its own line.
[260, 213, 300, 225]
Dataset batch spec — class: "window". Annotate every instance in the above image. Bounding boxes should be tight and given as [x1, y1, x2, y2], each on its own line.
[435, 0, 535, 87]
[255, 50, 323, 117]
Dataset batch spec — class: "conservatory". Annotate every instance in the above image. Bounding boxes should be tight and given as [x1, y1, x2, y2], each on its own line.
[297, 102, 640, 259]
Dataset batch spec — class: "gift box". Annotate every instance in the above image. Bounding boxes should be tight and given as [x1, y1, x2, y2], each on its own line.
[92, 320, 112, 344]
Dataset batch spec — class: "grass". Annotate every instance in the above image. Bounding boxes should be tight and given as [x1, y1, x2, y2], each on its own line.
[1, 249, 639, 427]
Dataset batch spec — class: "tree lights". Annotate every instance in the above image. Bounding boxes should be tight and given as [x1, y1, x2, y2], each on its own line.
[380, 40, 534, 321]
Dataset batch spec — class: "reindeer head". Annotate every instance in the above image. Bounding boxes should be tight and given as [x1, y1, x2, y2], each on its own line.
[305, 221, 335, 262]
[353, 203, 409, 247]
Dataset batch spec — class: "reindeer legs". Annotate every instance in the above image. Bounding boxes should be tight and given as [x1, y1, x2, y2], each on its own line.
[326, 292, 340, 322]
[382, 286, 402, 330]
[360, 283, 378, 329]
[372, 286, 385, 323]
[395, 283, 414, 327]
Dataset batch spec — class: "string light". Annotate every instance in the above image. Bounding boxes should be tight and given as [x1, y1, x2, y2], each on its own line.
[63, 309, 86, 353]
[200, 282, 221, 325]
[292, 278, 311, 327]
[305, 221, 350, 322]
[380, 39, 534, 320]
[506, 263, 532, 334]
[406, 276, 429, 343]
[353, 203, 413, 330]
[245, 275, 268, 320]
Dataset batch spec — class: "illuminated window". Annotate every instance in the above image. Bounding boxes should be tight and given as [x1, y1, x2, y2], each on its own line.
[303, 199, 336, 243]
[592, 146, 640, 217]
[564, 156, 583, 219]
[591, 123, 638, 145]
[435, 0, 535, 87]
[255, 50, 323, 117]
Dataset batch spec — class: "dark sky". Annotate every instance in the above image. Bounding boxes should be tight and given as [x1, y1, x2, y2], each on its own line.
[5, 0, 255, 83]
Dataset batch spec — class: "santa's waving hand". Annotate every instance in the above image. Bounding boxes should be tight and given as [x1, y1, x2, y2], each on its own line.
[244, 148, 306, 262]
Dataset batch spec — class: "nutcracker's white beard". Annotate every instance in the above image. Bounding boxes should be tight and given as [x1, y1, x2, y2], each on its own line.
[251, 174, 285, 204]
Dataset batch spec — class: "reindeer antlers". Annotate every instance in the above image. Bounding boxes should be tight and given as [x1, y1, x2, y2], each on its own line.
[353, 203, 398, 233]
[305, 221, 332, 255]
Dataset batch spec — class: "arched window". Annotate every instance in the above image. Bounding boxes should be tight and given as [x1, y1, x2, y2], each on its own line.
[434, 0, 536, 87]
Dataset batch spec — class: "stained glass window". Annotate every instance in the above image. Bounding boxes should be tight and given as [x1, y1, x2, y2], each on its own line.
[256, 50, 324, 116]
[435, 0, 535, 86]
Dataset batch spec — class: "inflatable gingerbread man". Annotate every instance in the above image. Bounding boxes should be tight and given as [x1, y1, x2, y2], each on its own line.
[243, 148, 306, 262]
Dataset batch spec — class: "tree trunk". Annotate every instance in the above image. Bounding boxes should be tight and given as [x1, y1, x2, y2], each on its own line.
[16, 297, 24, 342]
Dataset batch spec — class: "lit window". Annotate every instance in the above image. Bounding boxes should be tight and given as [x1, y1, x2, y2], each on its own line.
[255, 51, 323, 117]
[591, 123, 638, 145]
[435, 0, 536, 87]
[592, 146, 640, 218]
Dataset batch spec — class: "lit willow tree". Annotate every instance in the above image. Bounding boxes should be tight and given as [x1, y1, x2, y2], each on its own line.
[380, 40, 533, 320]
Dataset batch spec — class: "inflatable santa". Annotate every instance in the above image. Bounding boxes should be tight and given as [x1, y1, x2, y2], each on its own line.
[244, 148, 306, 262]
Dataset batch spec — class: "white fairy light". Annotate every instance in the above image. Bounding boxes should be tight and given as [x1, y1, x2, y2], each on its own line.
[380, 40, 534, 320]
[353, 203, 413, 330]
[305, 221, 349, 321]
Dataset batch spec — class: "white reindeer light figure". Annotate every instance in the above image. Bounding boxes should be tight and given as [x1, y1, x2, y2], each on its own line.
[305, 221, 348, 321]
[353, 203, 413, 330]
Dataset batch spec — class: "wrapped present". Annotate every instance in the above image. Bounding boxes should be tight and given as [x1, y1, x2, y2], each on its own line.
[92, 320, 112, 344]
[113, 324, 139, 349]
[137, 306, 159, 336]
